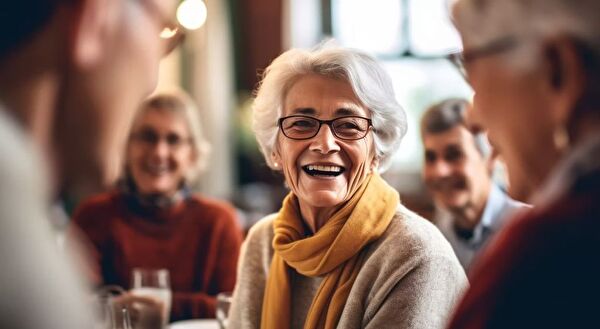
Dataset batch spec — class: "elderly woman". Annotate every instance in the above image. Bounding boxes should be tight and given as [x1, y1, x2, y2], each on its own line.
[228, 44, 467, 329]
[72, 91, 243, 322]
[448, 0, 600, 328]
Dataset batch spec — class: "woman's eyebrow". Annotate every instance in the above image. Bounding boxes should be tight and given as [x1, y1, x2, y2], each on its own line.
[291, 107, 317, 115]
[288, 106, 364, 116]
[335, 107, 362, 116]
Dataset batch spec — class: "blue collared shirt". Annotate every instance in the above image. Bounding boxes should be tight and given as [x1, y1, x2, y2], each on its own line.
[435, 184, 530, 270]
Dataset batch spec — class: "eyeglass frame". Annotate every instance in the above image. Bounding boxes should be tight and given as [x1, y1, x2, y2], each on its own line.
[136, 0, 186, 56]
[277, 115, 373, 141]
[447, 37, 519, 81]
[130, 129, 193, 150]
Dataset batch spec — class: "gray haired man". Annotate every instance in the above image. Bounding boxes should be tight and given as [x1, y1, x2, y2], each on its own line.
[420, 98, 527, 270]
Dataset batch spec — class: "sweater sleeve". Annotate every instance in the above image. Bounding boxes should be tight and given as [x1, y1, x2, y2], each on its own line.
[170, 205, 244, 320]
[365, 253, 468, 329]
[227, 216, 275, 329]
[69, 198, 110, 287]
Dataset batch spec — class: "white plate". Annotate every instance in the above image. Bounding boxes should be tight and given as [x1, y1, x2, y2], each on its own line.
[169, 319, 219, 329]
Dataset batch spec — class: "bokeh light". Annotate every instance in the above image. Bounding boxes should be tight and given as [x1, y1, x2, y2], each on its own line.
[177, 0, 208, 30]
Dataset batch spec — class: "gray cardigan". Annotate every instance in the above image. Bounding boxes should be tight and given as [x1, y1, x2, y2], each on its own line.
[228, 204, 468, 329]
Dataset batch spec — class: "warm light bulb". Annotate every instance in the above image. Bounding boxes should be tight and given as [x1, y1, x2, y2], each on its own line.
[177, 0, 208, 30]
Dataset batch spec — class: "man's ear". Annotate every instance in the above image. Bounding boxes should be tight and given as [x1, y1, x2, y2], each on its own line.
[370, 157, 380, 173]
[66, 0, 114, 70]
[486, 148, 499, 174]
[544, 36, 586, 129]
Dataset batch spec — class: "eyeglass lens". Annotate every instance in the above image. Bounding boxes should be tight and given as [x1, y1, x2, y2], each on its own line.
[132, 129, 189, 148]
[280, 116, 370, 140]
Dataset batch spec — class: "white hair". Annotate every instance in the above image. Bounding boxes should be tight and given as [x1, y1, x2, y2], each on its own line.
[452, 0, 600, 70]
[252, 42, 407, 173]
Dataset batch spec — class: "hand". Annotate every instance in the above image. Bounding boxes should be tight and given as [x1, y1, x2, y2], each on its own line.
[113, 293, 164, 329]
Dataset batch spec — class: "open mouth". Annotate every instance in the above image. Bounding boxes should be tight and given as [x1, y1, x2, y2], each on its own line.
[302, 164, 345, 177]
[143, 163, 170, 176]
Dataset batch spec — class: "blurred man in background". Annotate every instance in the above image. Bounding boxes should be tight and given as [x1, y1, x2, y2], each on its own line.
[421, 98, 527, 270]
[0, 0, 180, 327]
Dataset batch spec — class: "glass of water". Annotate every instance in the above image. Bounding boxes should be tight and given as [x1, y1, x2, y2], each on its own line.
[93, 285, 133, 329]
[130, 268, 172, 328]
[216, 292, 233, 329]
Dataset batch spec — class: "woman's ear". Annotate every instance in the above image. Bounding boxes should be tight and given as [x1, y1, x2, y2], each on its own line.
[271, 151, 282, 170]
[370, 157, 380, 173]
[190, 147, 199, 165]
[544, 36, 586, 130]
[66, 0, 115, 70]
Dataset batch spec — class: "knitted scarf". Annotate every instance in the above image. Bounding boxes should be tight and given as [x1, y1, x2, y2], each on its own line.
[261, 173, 399, 329]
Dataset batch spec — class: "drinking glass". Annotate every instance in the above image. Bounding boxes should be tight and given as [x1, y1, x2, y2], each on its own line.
[93, 285, 133, 329]
[130, 268, 172, 328]
[216, 292, 233, 329]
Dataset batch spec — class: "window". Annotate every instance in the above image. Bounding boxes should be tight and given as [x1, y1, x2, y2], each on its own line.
[330, 0, 471, 171]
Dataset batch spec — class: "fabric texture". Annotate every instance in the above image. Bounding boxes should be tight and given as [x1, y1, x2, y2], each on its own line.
[434, 183, 529, 270]
[262, 174, 399, 329]
[229, 202, 468, 329]
[0, 109, 92, 328]
[71, 191, 243, 321]
[448, 134, 600, 328]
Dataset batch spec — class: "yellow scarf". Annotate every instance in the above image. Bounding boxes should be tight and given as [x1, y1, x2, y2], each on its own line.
[261, 173, 399, 329]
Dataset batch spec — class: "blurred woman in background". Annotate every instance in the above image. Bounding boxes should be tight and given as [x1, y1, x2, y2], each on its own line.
[72, 91, 243, 322]
[228, 43, 467, 329]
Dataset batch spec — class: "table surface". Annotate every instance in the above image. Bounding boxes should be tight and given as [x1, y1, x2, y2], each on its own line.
[169, 319, 219, 329]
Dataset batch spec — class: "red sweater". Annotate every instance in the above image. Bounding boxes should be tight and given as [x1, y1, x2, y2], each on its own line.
[448, 170, 600, 328]
[72, 191, 243, 321]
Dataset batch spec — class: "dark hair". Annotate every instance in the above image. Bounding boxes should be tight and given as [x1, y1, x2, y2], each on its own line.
[0, 1, 60, 58]
[421, 98, 491, 157]
[421, 98, 468, 134]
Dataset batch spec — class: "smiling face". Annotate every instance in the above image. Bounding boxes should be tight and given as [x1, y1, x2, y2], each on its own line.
[274, 74, 377, 212]
[126, 107, 196, 197]
[422, 125, 492, 216]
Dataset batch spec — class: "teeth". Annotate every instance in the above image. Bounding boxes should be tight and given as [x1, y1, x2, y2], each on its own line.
[307, 165, 342, 172]
[145, 163, 169, 174]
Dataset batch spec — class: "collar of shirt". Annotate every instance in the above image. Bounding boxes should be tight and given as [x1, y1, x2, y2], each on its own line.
[464, 184, 507, 246]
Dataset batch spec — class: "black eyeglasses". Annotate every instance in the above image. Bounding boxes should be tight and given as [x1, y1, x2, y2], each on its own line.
[447, 37, 519, 80]
[278, 115, 372, 141]
[137, 0, 186, 56]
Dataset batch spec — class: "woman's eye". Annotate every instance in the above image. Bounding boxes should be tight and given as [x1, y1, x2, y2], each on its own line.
[166, 134, 182, 145]
[291, 120, 316, 128]
[140, 131, 159, 143]
[336, 120, 363, 130]
[339, 122, 359, 129]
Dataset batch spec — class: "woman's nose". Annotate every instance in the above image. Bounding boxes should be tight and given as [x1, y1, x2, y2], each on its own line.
[309, 124, 341, 154]
[150, 139, 171, 158]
